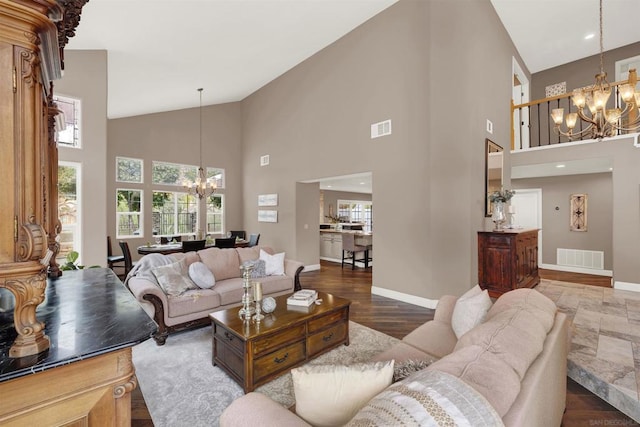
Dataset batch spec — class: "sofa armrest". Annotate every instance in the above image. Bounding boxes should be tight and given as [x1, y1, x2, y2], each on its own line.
[220, 392, 311, 427]
[127, 277, 170, 345]
[284, 259, 305, 291]
[434, 295, 458, 324]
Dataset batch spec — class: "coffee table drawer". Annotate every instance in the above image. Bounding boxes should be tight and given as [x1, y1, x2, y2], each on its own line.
[308, 321, 347, 357]
[253, 324, 306, 356]
[254, 341, 306, 381]
[214, 324, 244, 353]
[308, 307, 348, 333]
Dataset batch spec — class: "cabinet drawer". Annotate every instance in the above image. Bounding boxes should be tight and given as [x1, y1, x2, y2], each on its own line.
[254, 341, 306, 381]
[485, 235, 513, 247]
[253, 324, 306, 356]
[308, 308, 347, 333]
[308, 321, 347, 357]
[214, 324, 244, 353]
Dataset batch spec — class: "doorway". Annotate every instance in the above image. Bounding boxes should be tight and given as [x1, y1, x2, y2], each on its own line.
[510, 188, 542, 265]
[512, 57, 530, 150]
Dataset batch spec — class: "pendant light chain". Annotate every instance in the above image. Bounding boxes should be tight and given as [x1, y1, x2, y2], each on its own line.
[599, 0, 604, 75]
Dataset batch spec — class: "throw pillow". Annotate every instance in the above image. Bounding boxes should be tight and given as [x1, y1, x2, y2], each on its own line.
[242, 259, 267, 279]
[451, 285, 492, 338]
[292, 360, 394, 427]
[260, 249, 285, 276]
[393, 359, 432, 382]
[152, 259, 198, 296]
[188, 261, 216, 289]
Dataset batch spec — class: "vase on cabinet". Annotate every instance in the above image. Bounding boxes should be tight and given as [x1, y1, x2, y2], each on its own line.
[492, 201, 506, 231]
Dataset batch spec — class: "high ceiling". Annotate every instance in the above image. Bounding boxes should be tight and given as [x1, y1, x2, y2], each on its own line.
[66, 0, 640, 120]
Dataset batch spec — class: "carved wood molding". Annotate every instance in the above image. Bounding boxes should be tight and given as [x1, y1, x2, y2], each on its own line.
[1, 272, 50, 357]
[114, 376, 137, 399]
[17, 215, 47, 262]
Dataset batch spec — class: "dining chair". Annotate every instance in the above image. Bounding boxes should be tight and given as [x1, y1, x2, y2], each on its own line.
[107, 236, 125, 273]
[182, 239, 206, 252]
[341, 233, 371, 270]
[247, 233, 260, 247]
[160, 236, 182, 244]
[229, 230, 246, 240]
[214, 237, 236, 248]
[118, 241, 135, 277]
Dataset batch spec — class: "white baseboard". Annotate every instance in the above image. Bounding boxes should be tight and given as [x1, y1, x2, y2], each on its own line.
[614, 281, 640, 292]
[302, 264, 320, 272]
[371, 286, 439, 309]
[540, 263, 612, 277]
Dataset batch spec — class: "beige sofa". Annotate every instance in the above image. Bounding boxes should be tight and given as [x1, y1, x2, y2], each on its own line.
[126, 246, 304, 345]
[221, 288, 569, 426]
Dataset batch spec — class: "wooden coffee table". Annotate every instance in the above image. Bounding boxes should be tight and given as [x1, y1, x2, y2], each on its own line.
[210, 291, 350, 393]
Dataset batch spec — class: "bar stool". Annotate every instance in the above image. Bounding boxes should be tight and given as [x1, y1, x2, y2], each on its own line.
[341, 233, 370, 270]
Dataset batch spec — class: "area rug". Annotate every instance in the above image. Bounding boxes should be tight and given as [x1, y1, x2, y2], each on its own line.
[132, 321, 400, 427]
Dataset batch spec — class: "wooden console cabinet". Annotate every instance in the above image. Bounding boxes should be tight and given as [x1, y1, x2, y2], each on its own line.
[478, 229, 540, 298]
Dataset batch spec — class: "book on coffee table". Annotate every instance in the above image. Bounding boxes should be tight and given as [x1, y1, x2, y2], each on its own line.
[287, 290, 317, 306]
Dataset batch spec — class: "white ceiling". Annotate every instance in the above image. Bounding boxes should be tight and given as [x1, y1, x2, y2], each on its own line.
[302, 172, 372, 194]
[64, 0, 639, 191]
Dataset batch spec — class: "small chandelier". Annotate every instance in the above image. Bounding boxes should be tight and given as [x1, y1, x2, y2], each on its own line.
[184, 88, 217, 199]
[551, 0, 640, 141]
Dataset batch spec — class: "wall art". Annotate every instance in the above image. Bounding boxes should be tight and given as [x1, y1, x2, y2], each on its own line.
[570, 193, 587, 231]
[258, 210, 278, 223]
[258, 194, 278, 207]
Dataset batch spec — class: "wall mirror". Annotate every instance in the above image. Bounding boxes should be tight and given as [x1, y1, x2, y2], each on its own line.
[485, 139, 503, 217]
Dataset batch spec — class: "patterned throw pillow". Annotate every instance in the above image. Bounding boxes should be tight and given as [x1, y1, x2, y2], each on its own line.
[393, 359, 432, 382]
[151, 259, 198, 296]
[241, 260, 267, 278]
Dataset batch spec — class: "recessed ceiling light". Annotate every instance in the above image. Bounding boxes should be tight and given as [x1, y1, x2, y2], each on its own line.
[556, 164, 566, 168]
[326, 185, 332, 188]
[584, 33, 595, 40]
[359, 182, 365, 185]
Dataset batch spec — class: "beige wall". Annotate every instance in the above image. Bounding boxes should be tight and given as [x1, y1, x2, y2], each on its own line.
[241, 0, 523, 303]
[57, 50, 108, 268]
[511, 137, 640, 287]
[512, 173, 613, 269]
[107, 102, 243, 260]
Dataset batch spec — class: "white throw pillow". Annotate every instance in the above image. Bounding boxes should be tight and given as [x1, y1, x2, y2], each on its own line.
[451, 285, 492, 338]
[259, 249, 285, 276]
[151, 259, 198, 296]
[292, 360, 394, 427]
[188, 261, 216, 289]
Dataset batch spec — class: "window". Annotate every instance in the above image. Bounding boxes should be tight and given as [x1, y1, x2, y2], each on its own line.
[58, 162, 81, 263]
[338, 199, 373, 232]
[152, 161, 195, 186]
[207, 167, 225, 189]
[53, 95, 81, 148]
[117, 189, 143, 238]
[116, 157, 143, 183]
[152, 191, 198, 236]
[206, 194, 224, 234]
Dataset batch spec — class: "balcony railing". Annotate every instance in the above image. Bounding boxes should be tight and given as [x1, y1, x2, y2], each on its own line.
[511, 71, 639, 150]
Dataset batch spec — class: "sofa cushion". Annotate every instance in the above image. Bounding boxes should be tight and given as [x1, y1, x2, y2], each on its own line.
[427, 344, 521, 417]
[486, 288, 557, 333]
[152, 259, 198, 296]
[188, 261, 216, 289]
[169, 251, 201, 267]
[371, 341, 439, 365]
[402, 319, 458, 359]
[260, 249, 285, 276]
[213, 275, 293, 306]
[292, 361, 394, 427]
[167, 289, 221, 318]
[451, 285, 492, 338]
[198, 247, 241, 281]
[236, 246, 274, 264]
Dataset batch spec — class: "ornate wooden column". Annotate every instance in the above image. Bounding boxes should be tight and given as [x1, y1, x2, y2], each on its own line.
[0, 0, 87, 357]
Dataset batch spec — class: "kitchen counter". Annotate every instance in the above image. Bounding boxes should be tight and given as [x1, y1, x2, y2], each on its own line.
[320, 230, 373, 264]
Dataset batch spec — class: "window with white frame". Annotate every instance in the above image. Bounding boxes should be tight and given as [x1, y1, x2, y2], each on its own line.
[152, 191, 198, 236]
[58, 162, 81, 263]
[206, 194, 224, 234]
[338, 199, 373, 232]
[53, 95, 81, 148]
[206, 167, 225, 189]
[116, 189, 143, 238]
[116, 157, 143, 183]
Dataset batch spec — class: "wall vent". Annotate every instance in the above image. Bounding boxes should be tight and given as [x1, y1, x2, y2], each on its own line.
[260, 155, 270, 166]
[557, 248, 604, 270]
[371, 119, 392, 139]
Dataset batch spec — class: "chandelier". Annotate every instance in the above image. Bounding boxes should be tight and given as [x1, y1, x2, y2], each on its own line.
[184, 88, 216, 199]
[551, 0, 640, 141]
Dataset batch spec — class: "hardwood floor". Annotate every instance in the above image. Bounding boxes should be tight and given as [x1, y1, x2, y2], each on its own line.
[131, 261, 637, 426]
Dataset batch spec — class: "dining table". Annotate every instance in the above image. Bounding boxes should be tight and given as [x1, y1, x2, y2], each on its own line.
[137, 239, 249, 255]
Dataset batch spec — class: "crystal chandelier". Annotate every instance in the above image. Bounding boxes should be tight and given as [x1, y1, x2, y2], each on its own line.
[184, 88, 216, 199]
[551, 0, 640, 141]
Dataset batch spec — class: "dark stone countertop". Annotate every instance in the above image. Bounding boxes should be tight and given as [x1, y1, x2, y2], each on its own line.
[0, 268, 157, 382]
